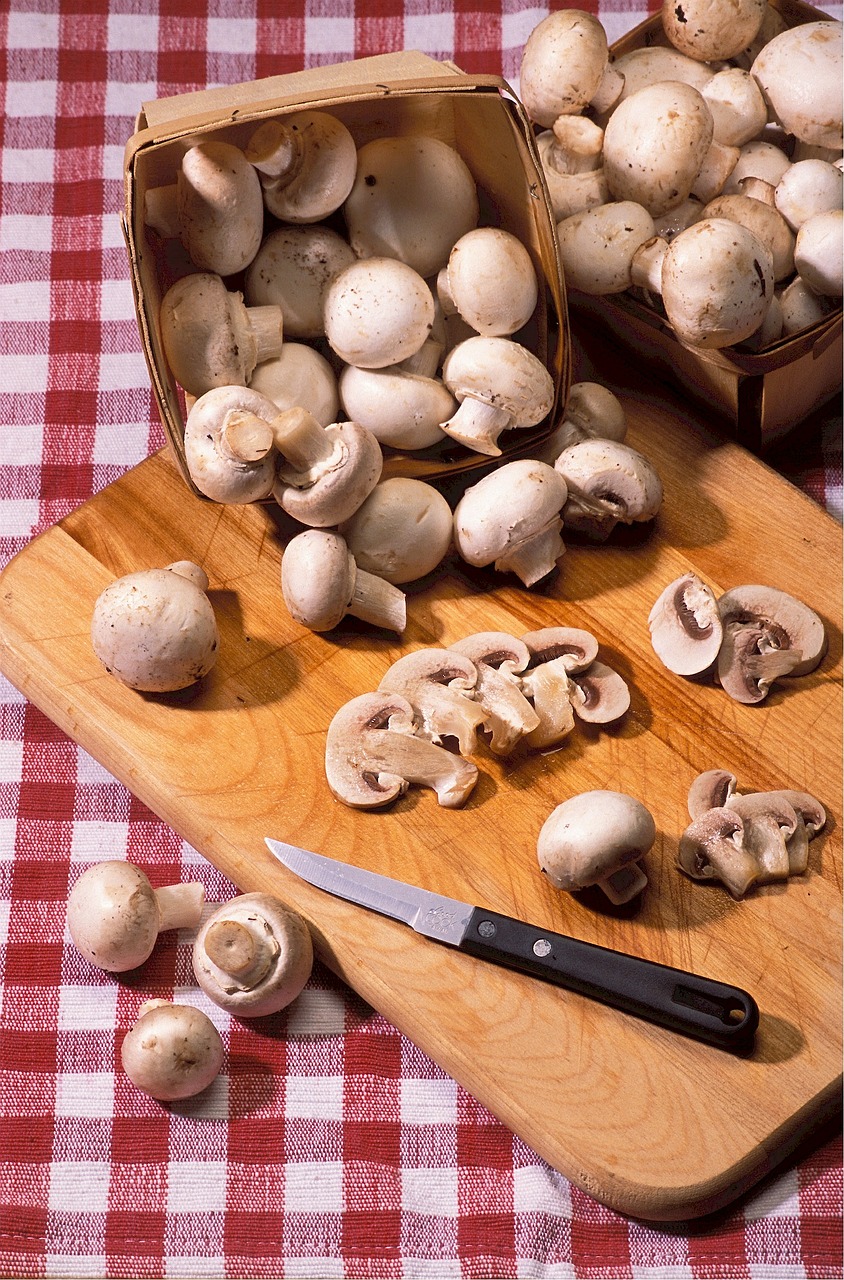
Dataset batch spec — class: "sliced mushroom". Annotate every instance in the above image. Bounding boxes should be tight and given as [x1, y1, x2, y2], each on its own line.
[677, 807, 759, 899]
[521, 626, 600, 673]
[537, 790, 655, 905]
[648, 572, 723, 676]
[726, 791, 799, 883]
[687, 768, 738, 819]
[554, 438, 663, 540]
[716, 584, 827, 702]
[377, 648, 485, 756]
[324, 690, 478, 809]
[519, 628, 600, 749]
[449, 632, 540, 754]
[193, 893, 313, 1017]
[568, 660, 630, 724]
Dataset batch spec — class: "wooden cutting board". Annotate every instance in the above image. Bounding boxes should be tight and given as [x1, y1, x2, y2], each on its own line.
[0, 366, 840, 1222]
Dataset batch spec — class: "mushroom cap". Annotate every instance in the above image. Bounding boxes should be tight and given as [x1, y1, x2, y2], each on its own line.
[661, 0, 766, 62]
[659, 218, 775, 348]
[702, 191, 795, 281]
[325, 690, 478, 809]
[648, 572, 724, 675]
[121, 1002, 224, 1101]
[280, 529, 356, 632]
[192, 892, 313, 1017]
[521, 626, 599, 673]
[67, 861, 160, 972]
[91, 562, 218, 692]
[324, 258, 435, 369]
[337, 364, 452, 451]
[519, 9, 614, 126]
[184, 385, 280, 503]
[537, 790, 656, 892]
[249, 110, 357, 224]
[701, 67, 768, 147]
[160, 273, 259, 398]
[555, 438, 663, 534]
[338, 477, 453, 584]
[178, 141, 264, 277]
[442, 228, 539, 337]
[607, 46, 715, 109]
[453, 459, 568, 569]
[378, 647, 485, 756]
[603, 81, 716, 216]
[441, 337, 555, 427]
[794, 209, 844, 296]
[751, 21, 843, 150]
[687, 768, 738, 819]
[722, 141, 792, 195]
[249, 343, 340, 428]
[343, 136, 479, 277]
[727, 791, 798, 882]
[775, 160, 843, 232]
[273, 419, 383, 528]
[717, 583, 827, 678]
[556, 202, 656, 294]
[244, 223, 355, 339]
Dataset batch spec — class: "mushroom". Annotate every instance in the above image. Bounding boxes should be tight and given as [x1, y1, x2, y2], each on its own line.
[726, 791, 800, 883]
[324, 257, 435, 370]
[761, 790, 826, 872]
[519, 627, 600, 749]
[602, 82, 738, 217]
[794, 209, 844, 297]
[701, 68, 768, 148]
[535, 117, 610, 223]
[648, 572, 724, 676]
[533, 381, 627, 463]
[553, 438, 663, 540]
[629, 218, 775, 349]
[601, 45, 715, 113]
[271, 406, 383, 528]
[687, 768, 738, 819]
[244, 224, 355, 340]
[555, 201, 656, 295]
[121, 1000, 224, 1101]
[661, 0, 766, 62]
[249, 343, 339, 428]
[436, 228, 539, 337]
[518, 9, 624, 126]
[245, 110, 357, 223]
[338, 478, 453, 584]
[192, 893, 313, 1017]
[183, 385, 281, 503]
[324, 690, 478, 809]
[91, 561, 219, 692]
[537, 790, 655, 905]
[343, 136, 479, 278]
[159, 272, 284, 399]
[567, 660, 631, 724]
[337, 363, 453, 451]
[778, 276, 835, 336]
[677, 808, 760, 899]
[774, 160, 843, 232]
[145, 140, 264, 278]
[751, 21, 843, 152]
[280, 529, 406, 634]
[377, 648, 485, 756]
[452, 459, 568, 587]
[449, 632, 540, 754]
[702, 187, 795, 282]
[439, 336, 555, 457]
[716, 583, 827, 703]
[67, 860, 205, 973]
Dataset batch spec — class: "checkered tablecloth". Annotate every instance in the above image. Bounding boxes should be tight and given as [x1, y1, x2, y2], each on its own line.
[1, 2, 842, 1277]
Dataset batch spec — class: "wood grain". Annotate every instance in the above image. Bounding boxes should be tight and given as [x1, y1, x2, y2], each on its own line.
[0, 370, 840, 1221]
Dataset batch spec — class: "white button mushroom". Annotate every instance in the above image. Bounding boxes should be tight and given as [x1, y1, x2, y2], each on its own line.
[324, 257, 435, 370]
[535, 117, 610, 223]
[661, 0, 766, 62]
[249, 343, 340, 428]
[269, 406, 383, 528]
[337, 362, 453, 452]
[448, 632, 540, 755]
[121, 1000, 224, 1101]
[343, 136, 479, 278]
[751, 21, 843, 152]
[436, 228, 539, 337]
[518, 9, 624, 126]
[537, 791, 655, 905]
[778, 275, 834, 336]
[553, 438, 663, 540]
[91, 561, 219, 692]
[378, 648, 486, 756]
[245, 110, 357, 223]
[556, 201, 656, 296]
[67, 860, 205, 973]
[244, 224, 355, 340]
[604, 45, 715, 109]
[192, 893, 313, 1018]
[702, 185, 795, 282]
[281, 528, 406, 634]
[721, 140, 792, 196]
[648, 572, 724, 676]
[184, 385, 282, 503]
[452, 458, 568, 587]
[159, 272, 284, 399]
[534, 381, 627, 463]
[794, 209, 844, 297]
[701, 68, 769, 148]
[774, 160, 843, 232]
[338, 478, 454, 584]
[439, 336, 555, 457]
[324, 690, 478, 809]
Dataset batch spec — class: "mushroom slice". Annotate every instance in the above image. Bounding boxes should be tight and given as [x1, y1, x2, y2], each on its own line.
[325, 691, 478, 810]
[377, 649, 485, 757]
[726, 791, 800, 883]
[687, 768, 738, 819]
[568, 660, 630, 724]
[717, 585, 827, 681]
[648, 573, 723, 676]
[521, 626, 600, 674]
[554, 439, 663, 540]
[520, 658, 578, 750]
[717, 621, 805, 704]
[766, 790, 827, 840]
[677, 807, 759, 899]
[449, 632, 540, 754]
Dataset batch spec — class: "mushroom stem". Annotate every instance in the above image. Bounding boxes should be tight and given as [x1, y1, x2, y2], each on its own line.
[497, 519, 565, 588]
[597, 861, 649, 905]
[270, 406, 337, 471]
[442, 396, 512, 456]
[203, 917, 278, 989]
[350, 568, 408, 633]
[144, 183, 180, 239]
[250, 306, 287, 365]
[221, 410, 276, 463]
[630, 237, 668, 294]
[549, 116, 604, 174]
[400, 337, 444, 379]
[153, 882, 206, 933]
[245, 118, 303, 182]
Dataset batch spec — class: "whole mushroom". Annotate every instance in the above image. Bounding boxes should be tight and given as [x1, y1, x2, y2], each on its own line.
[440, 336, 555, 457]
[67, 860, 205, 973]
[324, 257, 435, 370]
[193, 893, 313, 1017]
[249, 343, 340, 428]
[183, 385, 282, 503]
[244, 224, 355, 340]
[519, 9, 624, 126]
[452, 459, 568, 587]
[661, 0, 766, 63]
[270, 406, 383, 528]
[556, 201, 656, 296]
[121, 1000, 224, 1101]
[91, 561, 219, 692]
[751, 21, 843, 152]
[338, 478, 454, 585]
[537, 790, 655, 904]
[554, 438, 663, 540]
[281, 529, 406, 634]
[245, 110, 357, 223]
[437, 228, 539, 337]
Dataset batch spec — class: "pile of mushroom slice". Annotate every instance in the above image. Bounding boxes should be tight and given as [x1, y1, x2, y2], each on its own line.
[648, 573, 827, 704]
[678, 768, 826, 897]
[520, 5, 843, 351]
[324, 626, 631, 810]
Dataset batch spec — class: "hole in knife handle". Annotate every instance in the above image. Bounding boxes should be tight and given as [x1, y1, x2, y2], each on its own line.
[672, 983, 750, 1026]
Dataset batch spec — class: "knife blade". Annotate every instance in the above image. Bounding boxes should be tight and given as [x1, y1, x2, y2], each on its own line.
[265, 838, 759, 1051]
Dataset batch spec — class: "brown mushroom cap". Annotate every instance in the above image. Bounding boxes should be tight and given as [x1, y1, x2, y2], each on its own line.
[537, 790, 654, 903]
[121, 1001, 224, 1101]
[677, 807, 759, 898]
[649, 572, 723, 676]
[193, 893, 313, 1018]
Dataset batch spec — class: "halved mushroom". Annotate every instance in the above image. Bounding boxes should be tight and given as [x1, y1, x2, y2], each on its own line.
[648, 572, 724, 676]
[192, 893, 313, 1017]
[377, 649, 485, 756]
[537, 790, 655, 905]
[324, 690, 478, 809]
[716, 583, 827, 703]
[677, 807, 759, 899]
[449, 632, 540, 754]
[687, 768, 738, 819]
[554, 438, 663, 540]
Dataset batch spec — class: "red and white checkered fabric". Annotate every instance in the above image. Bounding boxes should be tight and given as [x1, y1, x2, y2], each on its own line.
[1, 2, 842, 1277]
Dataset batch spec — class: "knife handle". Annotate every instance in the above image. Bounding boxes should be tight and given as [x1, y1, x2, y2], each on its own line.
[460, 907, 759, 1050]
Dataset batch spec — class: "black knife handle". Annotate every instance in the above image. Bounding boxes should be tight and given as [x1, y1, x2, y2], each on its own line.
[460, 907, 759, 1050]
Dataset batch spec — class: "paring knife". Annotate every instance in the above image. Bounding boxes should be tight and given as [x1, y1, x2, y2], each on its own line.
[265, 838, 759, 1051]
